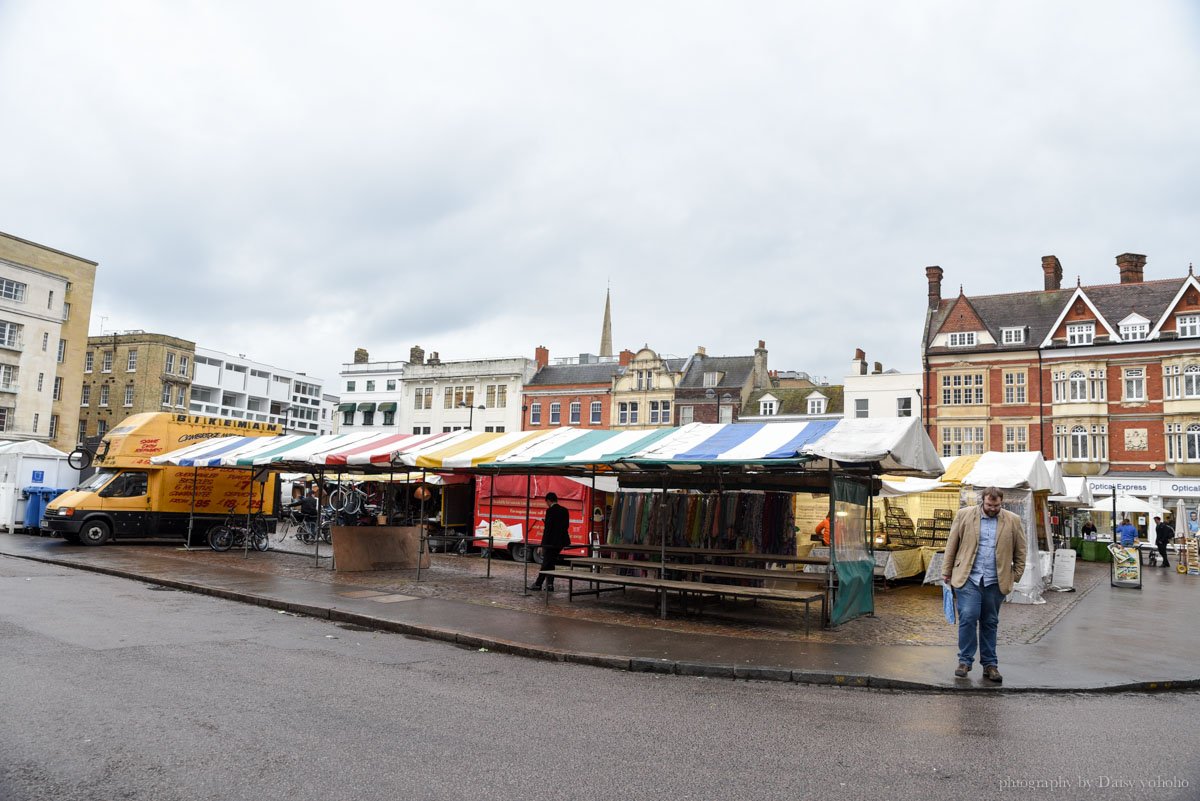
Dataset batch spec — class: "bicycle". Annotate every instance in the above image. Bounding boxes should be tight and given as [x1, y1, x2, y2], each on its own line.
[328, 482, 378, 515]
[208, 513, 270, 552]
[296, 507, 333, 544]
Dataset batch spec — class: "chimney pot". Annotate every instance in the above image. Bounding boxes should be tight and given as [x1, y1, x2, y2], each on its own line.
[1117, 253, 1147, 284]
[1041, 255, 1063, 291]
[873, 361, 883, 374]
[853, 348, 865, 361]
[409, 345, 425, 365]
[925, 266, 943, 309]
[427, 351, 441, 365]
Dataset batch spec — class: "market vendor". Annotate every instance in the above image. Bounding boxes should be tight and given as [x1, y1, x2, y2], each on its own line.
[814, 516, 830, 546]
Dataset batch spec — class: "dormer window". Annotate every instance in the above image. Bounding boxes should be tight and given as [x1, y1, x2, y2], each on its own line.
[702, 371, 722, 387]
[1179, 315, 1200, 338]
[1000, 327, 1025, 345]
[1066, 323, 1094, 346]
[760, 399, 777, 416]
[807, 397, 826, 415]
[948, 332, 977, 347]
[1121, 322, 1149, 340]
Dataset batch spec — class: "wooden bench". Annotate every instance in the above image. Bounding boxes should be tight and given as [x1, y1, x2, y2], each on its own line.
[540, 568, 826, 634]
[564, 557, 664, 576]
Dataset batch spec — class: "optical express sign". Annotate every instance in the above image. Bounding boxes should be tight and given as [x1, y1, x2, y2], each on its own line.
[1086, 478, 1200, 498]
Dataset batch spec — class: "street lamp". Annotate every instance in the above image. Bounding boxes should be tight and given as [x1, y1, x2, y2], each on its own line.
[280, 404, 297, 436]
[458, 401, 485, 430]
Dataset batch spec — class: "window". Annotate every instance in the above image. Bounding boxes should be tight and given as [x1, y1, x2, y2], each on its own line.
[940, 426, 986, 457]
[896, 397, 912, 417]
[80, 384, 90, 406]
[941, 373, 985, 405]
[47, 290, 53, 309]
[176, 386, 185, 406]
[759, 399, 777, 416]
[382, 410, 395, 426]
[1004, 425, 1027, 452]
[179, 355, 189, 377]
[32, 413, 38, 433]
[1000, 327, 1025, 344]
[0, 409, 7, 431]
[99, 385, 109, 407]
[0, 278, 26, 302]
[1185, 365, 1200, 398]
[718, 405, 733, 424]
[414, 387, 432, 409]
[1069, 370, 1087, 401]
[48, 414, 57, 440]
[549, 402, 561, 425]
[365, 380, 375, 392]
[444, 385, 474, 408]
[165, 352, 175, 373]
[569, 401, 581, 425]
[483, 425, 506, 433]
[412, 426, 431, 435]
[97, 418, 108, 436]
[124, 384, 134, 406]
[1188, 424, 1200, 461]
[0, 322, 19, 349]
[78, 418, 86, 438]
[342, 409, 354, 426]
[62, 302, 70, 321]
[386, 379, 396, 391]
[52, 376, 62, 401]
[590, 401, 602, 425]
[947, 332, 977, 347]
[1003, 371, 1026, 404]
[808, 397, 826, 415]
[56, 339, 65, 363]
[1121, 322, 1149, 341]
[853, 399, 869, 418]
[1123, 368, 1145, 402]
[635, 370, 649, 390]
[127, 349, 138, 371]
[618, 402, 628, 425]
[1054, 423, 1107, 462]
[485, 384, 508, 408]
[1179, 315, 1200, 338]
[0, 364, 15, 389]
[1066, 323, 1094, 346]
[629, 402, 640, 424]
[702, 372, 720, 387]
[346, 380, 356, 392]
[1070, 426, 1089, 460]
[529, 403, 541, 426]
[161, 383, 172, 405]
[679, 405, 694, 425]
[660, 400, 670, 423]
[42, 332, 48, 351]
[102, 351, 113, 372]
[649, 400, 661, 424]
[362, 411, 374, 426]
[84, 351, 94, 372]
[37, 372, 43, 391]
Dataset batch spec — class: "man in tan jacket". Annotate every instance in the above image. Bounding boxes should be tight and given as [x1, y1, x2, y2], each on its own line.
[941, 487, 1027, 684]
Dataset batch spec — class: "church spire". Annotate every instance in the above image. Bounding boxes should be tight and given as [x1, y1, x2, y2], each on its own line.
[599, 286, 613, 357]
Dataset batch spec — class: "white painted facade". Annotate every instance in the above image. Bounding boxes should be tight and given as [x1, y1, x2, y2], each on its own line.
[0, 258, 68, 440]
[844, 354, 921, 421]
[338, 353, 537, 435]
[189, 346, 329, 434]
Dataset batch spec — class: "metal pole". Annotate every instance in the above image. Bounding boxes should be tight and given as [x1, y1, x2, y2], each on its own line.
[826, 462, 836, 628]
[242, 469, 253, 560]
[315, 468, 324, 568]
[660, 472, 668, 619]
[416, 470, 426, 582]
[486, 472, 495, 579]
[522, 472, 532, 594]
[589, 467, 597, 557]
[185, 465, 198, 550]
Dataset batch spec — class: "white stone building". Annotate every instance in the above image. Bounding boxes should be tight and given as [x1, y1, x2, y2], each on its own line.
[843, 348, 922, 420]
[0, 260, 70, 441]
[189, 347, 331, 434]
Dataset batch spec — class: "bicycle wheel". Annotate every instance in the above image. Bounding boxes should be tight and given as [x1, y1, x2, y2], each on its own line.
[208, 525, 233, 552]
[343, 491, 363, 515]
[321, 524, 332, 544]
[328, 489, 349, 512]
[251, 529, 270, 552]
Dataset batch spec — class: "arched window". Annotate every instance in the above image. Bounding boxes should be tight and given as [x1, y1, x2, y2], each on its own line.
[1071, 425, 1089, 460]
[1184, 365, 1200, 398]
[1069, 370, 1087, 401]
[1188, 424, 1200, 461]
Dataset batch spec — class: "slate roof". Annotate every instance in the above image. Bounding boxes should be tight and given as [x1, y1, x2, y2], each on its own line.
[678, 354, 757, 389]
[924, 276, 1189, 354]
[526, 361, 623, 387]
[745, 385, 844, 415]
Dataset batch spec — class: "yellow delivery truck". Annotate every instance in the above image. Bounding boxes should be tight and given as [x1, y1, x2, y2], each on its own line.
[43, 413, 281, 545]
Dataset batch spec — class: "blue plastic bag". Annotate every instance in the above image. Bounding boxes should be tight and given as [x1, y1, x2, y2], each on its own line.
[942, 583, 956, 624]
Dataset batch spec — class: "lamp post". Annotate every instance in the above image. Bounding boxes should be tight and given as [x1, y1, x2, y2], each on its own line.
[280, 404, 296, 436]
[458, 401, 485, 430]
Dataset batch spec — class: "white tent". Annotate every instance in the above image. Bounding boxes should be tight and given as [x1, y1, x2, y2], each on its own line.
[0, 440, 79, 530]
[1087, 492, 1165, 518]
[1049, 476, 1094, 507]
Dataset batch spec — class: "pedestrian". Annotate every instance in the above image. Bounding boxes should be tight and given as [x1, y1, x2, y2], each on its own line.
[942, 487, 1027, 684]
[1081, 518, 1097, 539]
[528, 492, 570, 592]
[1153, 516, 1174, 568]
[1117, 517, 1138, 547]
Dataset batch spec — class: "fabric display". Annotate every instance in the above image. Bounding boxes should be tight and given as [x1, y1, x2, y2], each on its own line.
[606, 491, 796, 555]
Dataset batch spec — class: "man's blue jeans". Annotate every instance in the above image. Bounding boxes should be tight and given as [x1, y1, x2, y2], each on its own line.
[955, 578, 1004, 668]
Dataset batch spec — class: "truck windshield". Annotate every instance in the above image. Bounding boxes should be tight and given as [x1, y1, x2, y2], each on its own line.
[77, 470, 118, 492]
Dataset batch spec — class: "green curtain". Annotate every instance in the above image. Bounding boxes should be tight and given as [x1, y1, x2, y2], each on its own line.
[830, 476, 874, 626]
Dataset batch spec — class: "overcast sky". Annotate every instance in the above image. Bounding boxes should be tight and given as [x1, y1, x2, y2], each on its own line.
[2, 2, 1198, 389]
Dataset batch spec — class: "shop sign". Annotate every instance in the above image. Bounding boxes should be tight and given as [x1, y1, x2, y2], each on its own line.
[1086, 478, 1200, 498]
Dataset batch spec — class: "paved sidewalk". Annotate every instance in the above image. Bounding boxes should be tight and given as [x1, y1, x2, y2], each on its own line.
[2, 532, 1195, 692]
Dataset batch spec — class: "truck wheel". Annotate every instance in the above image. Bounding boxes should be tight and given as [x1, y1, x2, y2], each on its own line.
[510, 544, 527, 562]
[78, 520, 111, 546]
[532, 547, 544, 565]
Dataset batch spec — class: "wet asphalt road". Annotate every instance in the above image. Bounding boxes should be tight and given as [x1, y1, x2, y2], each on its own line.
[1, 555, 1197, 801]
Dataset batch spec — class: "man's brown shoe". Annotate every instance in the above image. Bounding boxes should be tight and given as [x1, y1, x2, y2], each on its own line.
[983, 665, 1003, 684]
[954, 663, 969, 678]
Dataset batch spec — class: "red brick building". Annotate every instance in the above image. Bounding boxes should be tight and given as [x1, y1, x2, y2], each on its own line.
[922, 253, 1200, 478]
[521, 346, 629, 430]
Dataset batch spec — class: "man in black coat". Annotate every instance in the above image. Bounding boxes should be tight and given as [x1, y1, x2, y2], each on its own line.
[1154, 516, 1174, 568]
[529, 492, 570, 592]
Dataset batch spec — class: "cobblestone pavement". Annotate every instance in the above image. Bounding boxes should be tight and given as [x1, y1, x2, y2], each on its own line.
[170, 536, 1111, 646]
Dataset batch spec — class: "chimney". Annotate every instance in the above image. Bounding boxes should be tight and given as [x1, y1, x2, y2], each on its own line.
[409, 345, 424, 365]
[1117, 253, 1146, 284]
[752, 340, 768, 388]
[926, 266, 943, 309]
[353, 348, 369, 364]
[851, 348, 867, 375]
[618, 349, 634, 367]
[427, 351, 441, 366]
[696, 345, 706, 356]
[1042, 255, 1063, 291]
[873, 361, 883, 374]
[534, 345, 549, 368]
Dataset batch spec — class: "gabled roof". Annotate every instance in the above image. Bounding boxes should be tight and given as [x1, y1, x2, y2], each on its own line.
[678, 354, 757, 389]
[1037, 286, 1120, 347]
[526, 361, 623, 387]
[1148, 274, 1200, 339]
[745, 385, 844, 415]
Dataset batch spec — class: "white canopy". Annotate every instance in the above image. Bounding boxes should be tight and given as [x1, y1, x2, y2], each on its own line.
[940, 451, 1066, 494]
[1088, 491, 1165, 517]
[0, 440, 69, 457]
[1049, 476, 1094, 507]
